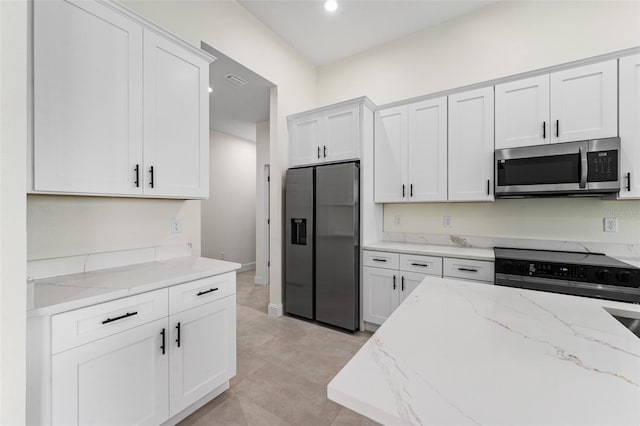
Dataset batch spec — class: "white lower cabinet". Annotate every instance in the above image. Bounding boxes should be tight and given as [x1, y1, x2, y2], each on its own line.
[363, 267, 398, 325]
[169, 296, 236, 417]
[398, 272, 427, 305]
[52, 318, 169, 426]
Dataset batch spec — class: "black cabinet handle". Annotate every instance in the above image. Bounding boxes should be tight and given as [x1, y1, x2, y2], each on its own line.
[626, 172, 631, 191]
[401, 276, 405, 291]
[393, 275, 396, 290]
[317, 147, 321, 159]
[411, 262, 429, 267]
[149, 166, 154, 188]
[402, 184, 405, 197]
[175, 322, 181, 348]
[487, 180, 490, 195]
[323, 146, 327, 157]
[410, 184, 413, 197]
[556, 119, 559, 138]
[134, 164, 140, 187]
[197, 287, 219, 296]
[372, 258, 388, 262]
[458, 267, 478, 273]
[160, 328, 166, 355]
[102, 311, 137, 325]
[542, 121, 546, 139]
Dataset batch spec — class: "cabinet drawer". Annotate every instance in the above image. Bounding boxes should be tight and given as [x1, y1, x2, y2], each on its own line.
[363, 250, 399, 270]
[169, 272, 236, 315]
[52, 289, 169, 354]
[443, 258, 494, 283]
[400, 254, 442, 276]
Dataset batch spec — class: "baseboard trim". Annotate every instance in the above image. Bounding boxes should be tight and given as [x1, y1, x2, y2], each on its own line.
[268, 303, 283, 317]
[254, 275, 268, 285]
[238, 262, 256, 272]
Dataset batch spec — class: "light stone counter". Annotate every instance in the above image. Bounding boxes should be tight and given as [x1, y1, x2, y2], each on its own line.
[328, 276, 640, 426]
[363, 242, 495, 261]
[29, 256, 241, 317]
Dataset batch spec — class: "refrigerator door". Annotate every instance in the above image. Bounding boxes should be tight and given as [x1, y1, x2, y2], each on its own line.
[315, 162, 360, 330]
[284, 167, 314, 319]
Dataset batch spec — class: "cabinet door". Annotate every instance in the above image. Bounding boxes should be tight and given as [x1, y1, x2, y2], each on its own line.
[289, 113, 322, 167]
[323, 104, 360, 162]
[407, 97, 448, 201]
[448, 87, 495, 201]
[619, 54, 640, 199]
[550, 60, 618, 143]
[169, 296, 236, 417]
[399, 272, 427, 305]
[33, 0, 143, 195]
[143, 30, 209, 198]
[52, 318, 169, 426]
[374, 106, 407, 203]
[363, 266, 399, 325]
[495, 75, 550, 149]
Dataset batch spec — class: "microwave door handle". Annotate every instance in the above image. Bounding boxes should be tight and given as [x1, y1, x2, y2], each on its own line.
[579, 147, 588, 189]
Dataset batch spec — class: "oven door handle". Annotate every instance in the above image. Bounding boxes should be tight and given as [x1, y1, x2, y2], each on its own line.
[579, 147, 587, 189]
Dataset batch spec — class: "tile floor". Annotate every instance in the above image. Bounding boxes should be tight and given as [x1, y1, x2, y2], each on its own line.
[179, 270, 379, 426]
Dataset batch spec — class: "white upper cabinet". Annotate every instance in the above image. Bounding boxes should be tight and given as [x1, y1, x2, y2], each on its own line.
[288, 98, 367, 167]
[550, 60, 618, 143]
[374, 97, 447, 203]
[407, 97, 448, 201]
[32, 0, 214, 199]
[33, 0, 144, 195]
[143, 30, 209, 199]
[448, 87, 495, 201]
[374, 105, 406, 203]
[619, 54, 640, 199]
[324, 104, 360, 163]
[495, 75, 550, 149]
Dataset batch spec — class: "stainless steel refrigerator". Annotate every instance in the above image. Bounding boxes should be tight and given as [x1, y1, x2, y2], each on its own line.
[284, 162, 360, 331]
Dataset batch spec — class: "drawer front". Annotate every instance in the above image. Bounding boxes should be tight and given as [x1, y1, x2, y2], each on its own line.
[443, 258, 494, 283]
[52, 288, 169, 354]
[169, 272, 236, 315]
[400, 254, 443, 276]
[362, 250, 400, 270]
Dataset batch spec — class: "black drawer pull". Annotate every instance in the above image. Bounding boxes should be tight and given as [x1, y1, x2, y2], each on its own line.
[317, 147, 321, 159]
[323, 145, 327, 157]
[197, 287, 219, 296]
[410, 184, 413, 197]
[626, 172, 631, 191]
[458, 267, 478, 273]
[401, 276, 405, 291]
[372, 258, 388, 262]
[402, 184, 405, 197]
[134, 164, 140, 187]
[149, 166, 155, 188]
[393, 275, 396, 290]
[556, 119, 559, 138]
[411, 262, 429, 267]
[176, 322, 181, 348]
[102, 311, 138, 325]
[160, 328, 166, 355]
[542, 121, 546, 139]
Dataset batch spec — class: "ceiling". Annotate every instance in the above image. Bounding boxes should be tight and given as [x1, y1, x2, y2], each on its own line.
[201, 43, 273, 139]
[238, 0, 496, 66]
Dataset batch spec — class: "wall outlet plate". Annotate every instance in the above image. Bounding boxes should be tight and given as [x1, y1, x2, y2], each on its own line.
[603, 217, 618, 232]
[394, 215, 401, 226]
[443, 216, 452, 228]
[171, 218, 183, 233]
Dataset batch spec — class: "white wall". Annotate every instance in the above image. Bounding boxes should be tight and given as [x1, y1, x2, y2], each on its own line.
[202, 130, 256, 266]
[0, 0, 27, 423]
[27, 196, 201, 260]
[255, 121, 270, 284]
[317, 0, 640, 246]
[317, 1, 640, 106]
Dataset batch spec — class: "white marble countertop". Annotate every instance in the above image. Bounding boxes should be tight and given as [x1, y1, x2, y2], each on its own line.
[28, 256, 241, 317]
[328, 277, 640, 425]
[364, 242, 495, 261]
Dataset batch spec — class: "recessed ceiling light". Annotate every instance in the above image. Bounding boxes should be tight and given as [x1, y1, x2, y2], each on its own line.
[324, 0, 338, 13]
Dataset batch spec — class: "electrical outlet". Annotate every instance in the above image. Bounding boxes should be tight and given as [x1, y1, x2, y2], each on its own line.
[171, 218, 183, 233]
[443, 216, 452, 228]
[603, 217, 618, 233]
[220, 252, 225, 260]
[394, 215, 401, 226]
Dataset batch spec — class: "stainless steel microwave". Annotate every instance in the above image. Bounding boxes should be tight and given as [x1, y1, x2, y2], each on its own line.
[495, 137, 620, 197]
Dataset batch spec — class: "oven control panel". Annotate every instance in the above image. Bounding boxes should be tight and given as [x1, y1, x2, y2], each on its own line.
[495, 259, 640, 288]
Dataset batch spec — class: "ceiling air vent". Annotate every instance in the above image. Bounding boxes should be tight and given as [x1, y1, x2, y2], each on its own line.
[224, 74, 248, 87]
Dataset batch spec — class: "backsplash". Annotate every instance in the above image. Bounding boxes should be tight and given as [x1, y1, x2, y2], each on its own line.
[383, 198, 640, 258]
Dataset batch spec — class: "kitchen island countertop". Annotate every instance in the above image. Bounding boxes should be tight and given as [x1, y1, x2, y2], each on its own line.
[328, 276, 640, 425]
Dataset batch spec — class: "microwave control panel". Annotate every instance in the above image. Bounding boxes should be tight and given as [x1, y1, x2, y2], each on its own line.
[587, 150, 618, 182]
